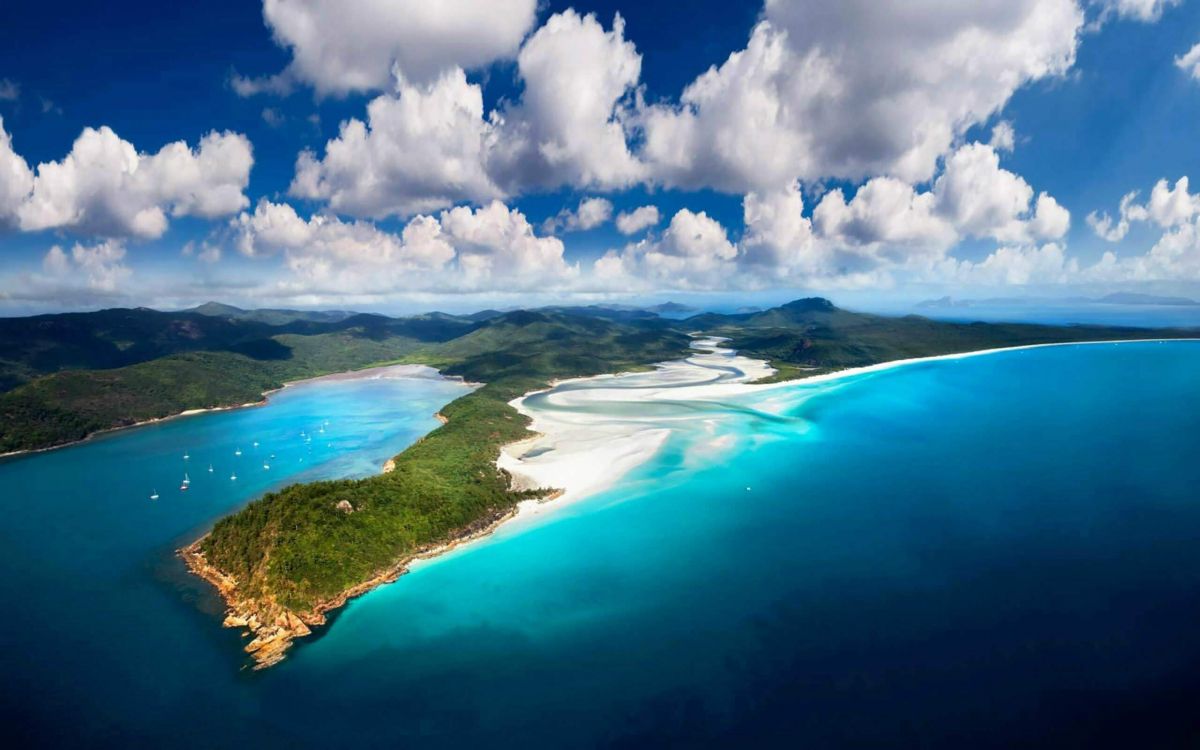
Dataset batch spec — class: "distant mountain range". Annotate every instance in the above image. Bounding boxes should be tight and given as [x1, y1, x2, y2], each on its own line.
[918, 293, 1200, 309]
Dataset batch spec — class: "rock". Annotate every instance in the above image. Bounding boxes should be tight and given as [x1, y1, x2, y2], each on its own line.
[222, 614, 248, 628]
[335, 499, 354, 514]
[286, 612, 311, 636]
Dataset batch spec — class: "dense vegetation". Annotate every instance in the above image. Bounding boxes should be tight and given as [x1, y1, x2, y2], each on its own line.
[685, 298, 1177, 378]
[2, 297, 1190, 624]
[200, 311, 691, 611]
[0, 308, 482, 453]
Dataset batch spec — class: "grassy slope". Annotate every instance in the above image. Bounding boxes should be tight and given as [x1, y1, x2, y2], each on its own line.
[200, 312, 692, 613]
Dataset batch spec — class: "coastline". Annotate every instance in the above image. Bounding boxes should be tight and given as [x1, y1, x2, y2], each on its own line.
[493, 337, 1200, 531]
[181, 498, 546, 669]
[180, 336, 1197, 669]
[0, 362, 451, 461]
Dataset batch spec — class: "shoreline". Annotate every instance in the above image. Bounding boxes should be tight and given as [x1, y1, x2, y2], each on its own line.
[180, 500, 531, 669]
[0, 362, 454, 461]
[180, 335, 1198, 669]
[491, 336, 1200, 532]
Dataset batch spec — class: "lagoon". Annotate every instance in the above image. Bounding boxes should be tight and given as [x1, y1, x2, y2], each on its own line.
[3, 343, 1200, 747]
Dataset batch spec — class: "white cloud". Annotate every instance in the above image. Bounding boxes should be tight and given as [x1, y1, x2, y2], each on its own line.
[948, 242, 1079, 285]
[251, 0, 538, 96]
[542, 197, 613, 234]
[989, 121, 1016, 152]
[741, 182, 826, 279]
[42, 240, 132, 292]
[1177, 42, 1200, 80]
[487, 11, 644, 193]
[639, 0, 1082, 193]
[1088, 177, 1198, 242]
[3, 122, 252, 239]
[293, 10, 643, 218]
[595, 209, 738, 289]
[233, 198, 575, 296]
[615, 205, 660, 235]
[0, 118, 34, 224]
[815, 143, 1069, 257]
[289, 68, 501, 218]
[1095, 0, 1181, 22]
[1082, 176, 1200, 282]
[0, 79, 18, 102]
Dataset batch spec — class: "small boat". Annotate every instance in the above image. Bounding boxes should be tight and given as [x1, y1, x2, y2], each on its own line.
[253, 441, 259, 448]
[263, 462, 270, 470]
[182, 472, 190, 486]
[230, 472, 237, 481]
[150, 489, 159, 500]
[208, 464, 214, 473]
[235, 448, 242, 456]
[183, 451, 190, 460]
[318, 426, 325, 434]
[269, 453, 275, 459]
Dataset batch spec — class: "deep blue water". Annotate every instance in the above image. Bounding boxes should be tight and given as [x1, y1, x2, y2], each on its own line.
[2, 343, 1200, 748]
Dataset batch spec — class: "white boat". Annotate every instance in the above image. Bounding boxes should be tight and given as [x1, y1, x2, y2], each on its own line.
[235, 448, 242, 456]
[183, 472, 190, 486]
[253, 441, 259, 448]
[208, 464, 214, 473]
[230, 472, 237, 481]
[263, 462, 270, 470]
[150, 489, 159, 500]
[183, 451, 190, 460]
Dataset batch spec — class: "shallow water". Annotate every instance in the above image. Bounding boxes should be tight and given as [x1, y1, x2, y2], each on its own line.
[3, 343, 1200, 747]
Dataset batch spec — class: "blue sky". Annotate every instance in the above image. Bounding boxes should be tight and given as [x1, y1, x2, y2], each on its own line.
[2, 0, 1200, 314]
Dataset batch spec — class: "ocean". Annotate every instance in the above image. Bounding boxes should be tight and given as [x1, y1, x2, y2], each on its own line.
[2, 343, 1199, 747]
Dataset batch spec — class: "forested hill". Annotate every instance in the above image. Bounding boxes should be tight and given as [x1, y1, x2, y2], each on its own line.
[1, 298, 1189, 455]
[0, 304, 480, 393]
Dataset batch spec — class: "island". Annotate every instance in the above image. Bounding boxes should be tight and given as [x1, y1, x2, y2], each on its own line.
[0, 298, 1189, 667]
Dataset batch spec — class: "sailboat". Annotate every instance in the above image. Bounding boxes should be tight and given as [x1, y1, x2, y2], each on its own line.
[183, 451, 190, 460]
[180, 473, 190, 491]
[150, 489, 159, 500]
[208, 463, 214, 473]
[230, 471, 237, 481]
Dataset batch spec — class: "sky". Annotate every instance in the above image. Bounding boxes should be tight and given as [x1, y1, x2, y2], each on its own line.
[3, 0, 1200, 314]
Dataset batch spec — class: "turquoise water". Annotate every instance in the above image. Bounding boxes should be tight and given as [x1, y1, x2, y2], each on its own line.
[3, 343, 1200, 747]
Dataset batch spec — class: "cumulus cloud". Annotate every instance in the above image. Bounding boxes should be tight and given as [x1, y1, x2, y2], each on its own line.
[1088, 176, 1198, 242]
[542, 197, 613, 234]
[946, 242, 1079, 286]
[293, 11, 643, 218]
[1177, 43, 1200, 80]
[0, 119, 252, 239]
[1095, 0, 1181, 22]
[0, 118, 34, 224]
[244, 0, 538, 96]
[989, 121, 1016, 152]
[615, 205, 660, 235]
[487, 11, 644, 193]
[233, 198, 575, 296]
[639, 0, 1082, 193]
[595, 209, 738, 289]
[814, 142, 1068, 257]
[1082, 176, 1200, 282]
[42, 240, 132, 292]
[289, 68, 500, 218]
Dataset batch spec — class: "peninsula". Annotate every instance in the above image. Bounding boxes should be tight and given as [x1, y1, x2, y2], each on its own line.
[0, 299, 1188, 667]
